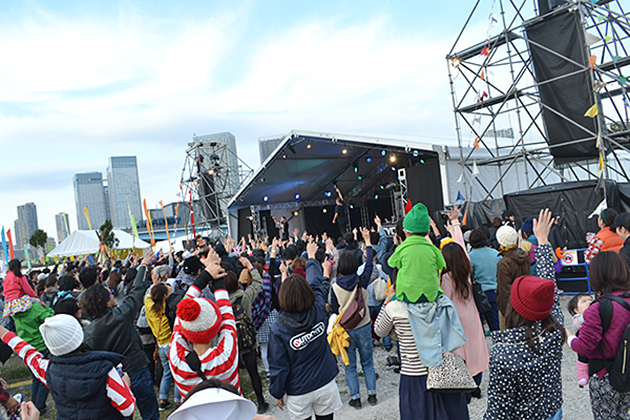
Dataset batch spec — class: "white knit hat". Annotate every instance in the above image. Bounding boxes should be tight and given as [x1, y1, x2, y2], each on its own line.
[496, 225, 519, 248]
[176, 298, 222, 344]
[39, 314, 84, 356]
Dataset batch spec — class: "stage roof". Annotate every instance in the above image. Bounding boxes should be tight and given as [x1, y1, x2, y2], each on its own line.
[228, 130, 442, 210]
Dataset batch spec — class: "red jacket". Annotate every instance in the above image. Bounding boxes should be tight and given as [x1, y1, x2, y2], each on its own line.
[598, 227, 624, 253]
[2, 271, 37, 302]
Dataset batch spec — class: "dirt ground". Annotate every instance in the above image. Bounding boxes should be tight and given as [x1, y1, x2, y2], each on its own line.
[263, 295, 594, 420]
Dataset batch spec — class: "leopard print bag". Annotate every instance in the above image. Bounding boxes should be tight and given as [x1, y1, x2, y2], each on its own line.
[426, 351, 478, 393]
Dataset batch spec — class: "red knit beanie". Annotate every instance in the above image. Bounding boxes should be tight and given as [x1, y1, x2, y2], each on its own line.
[292, 267, 306, 279]
[510, 275, 555, 321]
[176, 298, 222, 343]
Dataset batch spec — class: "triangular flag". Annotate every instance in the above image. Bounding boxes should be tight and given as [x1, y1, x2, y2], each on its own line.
[457, 173, 463, 183]
[480, 91, 488, 101]
[404, 199, 413, 215]
[480, 68, 485, 80]
[472, 161, 480, 177]
[596, 131, 604, 149]
[613, 56, 622, 64]
[589, 198, 607, 219]
[585, 32, 600, 46]
[462, 208, 469, 226]
[473, 136, 480, 151]
[589, 55, 597, 70]
[621, 76, 628, 85]
[480, 45, 490, 57]
[584, 103, 599, 118]
[599, 152, 605, 173]
[597, 15, 606, 23]
[456, 191, 466, 201]
[605, 36, 613, 43]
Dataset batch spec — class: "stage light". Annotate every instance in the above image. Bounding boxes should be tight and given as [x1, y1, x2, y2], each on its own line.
[413, 150, 419, 157]
[381, 150, 386, 156]
[282, 154, 287, 159]
[420, 159, 425, 164]
[260, 178, 266, 182]
[380, 185, 385, 190]
[366, 157, 372, 163]
[342, 148, 348, 154]
[322, 208, 328, 214]
[306, 140, 312, 149]
[293, 210, 299, 216]
[391, 167, 396, 171]
[263, 196, 269, 202]
[354, 164, 358, 173]
[374, 194, 379, 200]
[294, 193, 301, 200]
[248, 216, 254, 221]
[358, 175, 363, 180]
[390, 154, 396, 163]
[324, 191, 332, 197]
[349, 204, 354, 209]
[207, 169, 214, 175]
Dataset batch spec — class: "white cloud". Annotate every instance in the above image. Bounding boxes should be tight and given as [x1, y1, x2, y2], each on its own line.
[0, 4, 466, 240]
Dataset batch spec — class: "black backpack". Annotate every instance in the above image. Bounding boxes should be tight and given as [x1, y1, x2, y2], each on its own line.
[165, 281, 187, 329]
[232, 297, 257, 351]
[593, 293, 630, 392]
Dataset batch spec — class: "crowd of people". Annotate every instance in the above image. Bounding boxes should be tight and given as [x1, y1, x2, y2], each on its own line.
[0, 203, 628, 419]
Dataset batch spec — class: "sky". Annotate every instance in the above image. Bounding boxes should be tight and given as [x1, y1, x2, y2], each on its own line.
[0, 0, 496, 243]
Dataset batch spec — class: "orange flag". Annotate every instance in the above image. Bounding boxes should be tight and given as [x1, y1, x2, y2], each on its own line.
[462, 208, 469, 226]
[480, 45, 490, 57]
[589, 55, 597, 70]
[7, 229, 14, 259]
[473, 137, 480, 151]
[480, 68, 485, 80]
[143, 199, 156, 247]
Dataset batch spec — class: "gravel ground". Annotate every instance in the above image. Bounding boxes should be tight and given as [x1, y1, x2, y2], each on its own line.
[263, 295, 594, 420]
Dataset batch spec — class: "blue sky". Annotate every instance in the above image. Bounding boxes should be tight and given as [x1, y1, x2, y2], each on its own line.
[0, 0, 493, 240]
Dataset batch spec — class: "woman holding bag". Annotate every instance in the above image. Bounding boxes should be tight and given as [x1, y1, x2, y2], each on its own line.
[145, 282, 181, 411]
[330, 228, 377, 409]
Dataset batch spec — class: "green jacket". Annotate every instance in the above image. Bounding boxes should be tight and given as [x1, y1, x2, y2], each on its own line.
[387, 235, 446, 302]
[13, 303, 55, 352]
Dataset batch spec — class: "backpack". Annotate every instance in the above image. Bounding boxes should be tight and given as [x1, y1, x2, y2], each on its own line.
[232, 297, 257, 351]
[165, 281, 187, 329]
[594, 293, 630, 392]
[339, 286, 367, 330]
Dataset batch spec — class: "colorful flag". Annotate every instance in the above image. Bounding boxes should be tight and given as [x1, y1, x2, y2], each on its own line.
[1, 228, 7, 264]
[83, 207, 92, 230]
[456, 191, 466, 202]
[143, 199, 156, 247]
[24, 245, 31, 270]
[7, 229, 14, 259]
[462, 208, 469, 226]
[599, 152, 605, 173]
[62, 213, 70, 237]
[589, 198, 607, 219]
[473, 137, 480, 151]
[588, 55, 597, 70]
[480, 45, 490, 57]
[404, 199, 413, 215]
[584, 103, 598, 118]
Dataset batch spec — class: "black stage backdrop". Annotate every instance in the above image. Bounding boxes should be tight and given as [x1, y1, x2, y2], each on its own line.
[526, 8, 597, 162]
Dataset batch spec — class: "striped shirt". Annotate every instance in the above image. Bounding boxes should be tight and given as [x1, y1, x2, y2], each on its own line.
[1, 331, 136, 417]
[374, 300, 429, 376]
[169, 286, 240, 397]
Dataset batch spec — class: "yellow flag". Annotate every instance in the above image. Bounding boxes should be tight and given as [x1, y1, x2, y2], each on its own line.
[584, 103, 599, 118]
[599, 152, 605, 173]
[83, 207, 92, 230]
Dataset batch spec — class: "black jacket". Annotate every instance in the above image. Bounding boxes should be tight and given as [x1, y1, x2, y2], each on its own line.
[83, 265, 151, 377]
[620, 236, 630, 270]
[48, 351, 125, 420]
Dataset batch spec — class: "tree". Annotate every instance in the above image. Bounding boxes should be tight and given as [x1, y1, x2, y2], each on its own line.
[97, 220, 119, 261]
[29, 229, 48, 256]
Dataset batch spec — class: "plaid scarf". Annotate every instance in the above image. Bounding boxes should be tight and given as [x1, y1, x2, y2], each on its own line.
[252, 273, 272, 329]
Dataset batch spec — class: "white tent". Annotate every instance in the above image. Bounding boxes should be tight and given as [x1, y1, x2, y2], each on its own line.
[48, 230, 151, 257]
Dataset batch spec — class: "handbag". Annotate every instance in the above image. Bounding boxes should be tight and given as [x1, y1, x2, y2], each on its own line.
[472, 281, 492, 313]
[373, 277, 387, 301]
[339, 287, 367, 330]
[426, 351, 478, 393]
[153, 312, 164, 361]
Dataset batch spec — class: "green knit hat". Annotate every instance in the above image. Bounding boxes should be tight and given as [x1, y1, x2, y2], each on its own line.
[403, 203, 431, 233]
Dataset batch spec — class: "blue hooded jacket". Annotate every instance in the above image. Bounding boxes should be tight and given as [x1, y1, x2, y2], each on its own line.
[268, 259, 338, 398]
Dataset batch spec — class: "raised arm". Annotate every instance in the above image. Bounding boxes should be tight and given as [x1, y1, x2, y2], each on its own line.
[105, 367, 136, 417]
[532, 209, 563, 326]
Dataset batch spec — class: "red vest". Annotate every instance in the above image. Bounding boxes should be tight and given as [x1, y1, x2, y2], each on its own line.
[597, 227, 624, 253]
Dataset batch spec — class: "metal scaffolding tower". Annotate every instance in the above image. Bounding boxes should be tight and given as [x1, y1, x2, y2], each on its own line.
[447, 0, 630, 201]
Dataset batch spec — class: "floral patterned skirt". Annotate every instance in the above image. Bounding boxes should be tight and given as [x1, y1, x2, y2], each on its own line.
[3, 295, 32, 318]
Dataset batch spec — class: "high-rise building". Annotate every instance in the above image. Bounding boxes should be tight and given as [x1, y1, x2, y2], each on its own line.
[13, 219, 20, 249]
[258, 135, 284, 163]
[107, 156, 143, 230]
[55, 212, 70, 243]
[73, 172, 109, 230]
[46, 237, 56, 253]
[17, 203, 38, 250]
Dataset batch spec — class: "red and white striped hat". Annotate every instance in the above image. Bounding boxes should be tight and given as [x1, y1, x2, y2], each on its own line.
[176, 298, 222, 343]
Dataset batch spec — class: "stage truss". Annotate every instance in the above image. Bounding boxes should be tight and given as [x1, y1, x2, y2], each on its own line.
[179, 136, 253, 235]
[447, 0, 630, 201]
